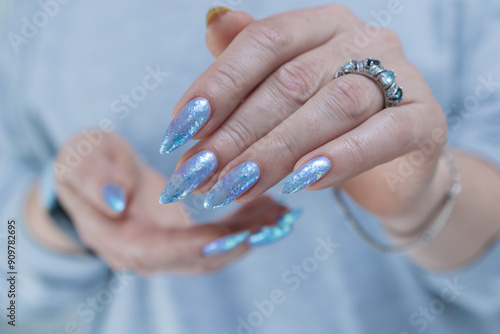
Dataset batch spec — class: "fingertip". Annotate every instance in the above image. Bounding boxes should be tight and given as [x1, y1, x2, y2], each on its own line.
[205, 9, 255, 57]
[202, 230, 250, 256]
[206, 6, 234, 27]
[102, 183, 127, 213]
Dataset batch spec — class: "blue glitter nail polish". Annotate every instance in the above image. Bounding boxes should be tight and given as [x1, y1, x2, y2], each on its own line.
[204, 161, 260, 209]
[248, 225, 293, 247]
[280, 157, 331, 195]
[159, 151, 217, 204]
[102, 183, 126, 212]
[203, 231, 250, 256]
[277, 209, 302, 227]
[248, 209, 301, 246]
[159, 97, 211, 154]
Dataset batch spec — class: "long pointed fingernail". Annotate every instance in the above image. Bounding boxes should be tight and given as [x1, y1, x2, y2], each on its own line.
[102, 183, 126, 212]
[203, 231, 250, 256]
[280, 157, 331, 195]
[248, 225, 293, 247]
[159, 97, 211, 154]
[248, 209, 302, 247]
[204, 161, 260, 209]
[159, 151, 218, 204]
[277, 209, 303, 227]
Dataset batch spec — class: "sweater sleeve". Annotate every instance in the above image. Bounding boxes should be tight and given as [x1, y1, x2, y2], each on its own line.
[412, 0, 500, 316]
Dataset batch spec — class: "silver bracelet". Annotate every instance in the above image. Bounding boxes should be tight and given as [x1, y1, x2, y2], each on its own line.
[334, 152, 462, 254]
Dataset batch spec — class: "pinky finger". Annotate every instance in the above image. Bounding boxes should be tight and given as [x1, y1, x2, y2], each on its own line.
[282, 104, 441, 194]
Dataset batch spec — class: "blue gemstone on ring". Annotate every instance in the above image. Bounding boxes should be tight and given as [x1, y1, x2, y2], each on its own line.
[337, 58, 402, 108]
[342, 64, 352, 72]
[379, 70, 395, 86]
[391, 87, 403, 102]
[366, 58, 380, 67]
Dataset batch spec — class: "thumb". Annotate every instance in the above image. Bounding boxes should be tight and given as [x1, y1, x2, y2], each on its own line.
[57, 133, 138, 218]
[205, 7, 255, 58]
[97, 135, 139, 216]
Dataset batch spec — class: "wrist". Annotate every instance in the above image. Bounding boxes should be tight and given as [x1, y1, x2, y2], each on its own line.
[382, 154, 451, 241]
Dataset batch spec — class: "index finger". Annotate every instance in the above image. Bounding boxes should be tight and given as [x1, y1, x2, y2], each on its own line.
[159, 4, 354, 154]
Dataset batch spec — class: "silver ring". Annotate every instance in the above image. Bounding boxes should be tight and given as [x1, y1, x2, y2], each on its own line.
[335, 58, 403, 108]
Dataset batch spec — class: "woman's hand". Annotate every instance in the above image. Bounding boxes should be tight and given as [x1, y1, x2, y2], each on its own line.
[28, 132, 289, 275]
[160, 5, 447, 221]
[157, 5, 500, 271]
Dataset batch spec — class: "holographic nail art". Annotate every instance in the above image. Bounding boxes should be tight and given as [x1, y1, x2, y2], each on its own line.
[159, 97, 211, 154]
[248, 225, 293, 247]
[248, 209, 302, 246]
[159, 151, 218, 204]
[277, 209, 303, 227]
[204, 161, 260, 209]
[203, 231, 250, 256]
[102, 183, 126, 212]
[280, 157, 331, 195]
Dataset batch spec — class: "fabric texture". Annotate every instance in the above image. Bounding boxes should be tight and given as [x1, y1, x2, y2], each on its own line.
[0, 0, 499, 333]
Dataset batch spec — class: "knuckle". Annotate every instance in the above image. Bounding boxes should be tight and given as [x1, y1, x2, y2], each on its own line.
[211, 60, 247, 96]
[343, 134, 371, 170]
[327, 3, 350, 16]
[326, 77, 373, 122]
[266, 124, 298, 161]
[244, 141, 265, 159]
[325, 4, 356, 25]
[384, 110, 412, 149]
[376, 28, 400, 46]
[273, 60, 319, 105]
[218, 119, 257, 153]
[246, 19, 291, 51]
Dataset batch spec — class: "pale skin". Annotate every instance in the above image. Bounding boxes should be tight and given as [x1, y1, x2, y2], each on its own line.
[25, 5, 500, 273]
[26, 134, 290, 275]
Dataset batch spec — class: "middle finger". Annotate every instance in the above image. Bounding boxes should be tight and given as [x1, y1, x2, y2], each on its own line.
[204, 71, 384, 208]
[175, 39, 349, 197]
